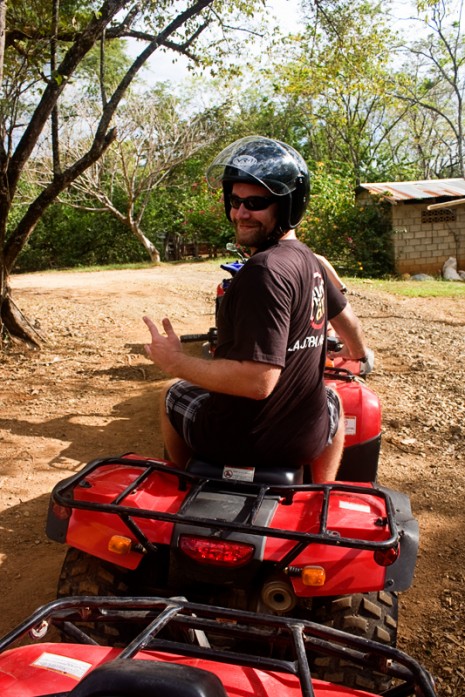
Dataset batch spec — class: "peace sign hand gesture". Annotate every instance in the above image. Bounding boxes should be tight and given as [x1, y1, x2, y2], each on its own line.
[143, 316, 182, 375]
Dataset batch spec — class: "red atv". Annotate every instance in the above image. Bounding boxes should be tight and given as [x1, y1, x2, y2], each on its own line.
[45, 252, 419, 693]
[46, 355, 418, 693]
[0, 595, 436, 696]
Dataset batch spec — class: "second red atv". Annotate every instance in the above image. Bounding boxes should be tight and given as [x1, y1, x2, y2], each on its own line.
[0, 595, 436, 697]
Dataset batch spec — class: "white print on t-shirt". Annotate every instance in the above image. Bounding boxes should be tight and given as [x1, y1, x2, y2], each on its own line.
[311, 271, 326, 330]
[288, 333, 325, 352]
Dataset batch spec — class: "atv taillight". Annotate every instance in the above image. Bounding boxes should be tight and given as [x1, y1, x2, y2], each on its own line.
[179, 535, 254, 567]
[374, 546, 399, 567]
[52, 503, 72, 520]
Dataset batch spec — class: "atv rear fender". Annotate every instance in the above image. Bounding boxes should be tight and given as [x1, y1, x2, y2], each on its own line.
[46, 456, 417, 595]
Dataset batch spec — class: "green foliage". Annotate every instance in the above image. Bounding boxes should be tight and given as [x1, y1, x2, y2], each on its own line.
[17, 129, 397, 274]
[145, 172, 233, 259]
[299, 162, 395, 278]
[269, 0, 406, 182]
[78, 41, 133, 99]
[17, 141, 234, 271]
[5, 0, 99, 82]
[16, 204, 147, 271]
[176, 180, 232, 249]
[393, 0, 465, 176]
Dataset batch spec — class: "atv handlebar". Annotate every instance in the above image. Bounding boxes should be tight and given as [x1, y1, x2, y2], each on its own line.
[181, 329, 344, 354]
[181, 327, 217, 344]
[181, 333, 211, 343]
[326, 335, 343, 353]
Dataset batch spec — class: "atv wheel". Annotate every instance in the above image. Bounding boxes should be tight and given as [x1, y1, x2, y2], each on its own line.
[57, 547, 137, 645]
[309, 591, 398, 694]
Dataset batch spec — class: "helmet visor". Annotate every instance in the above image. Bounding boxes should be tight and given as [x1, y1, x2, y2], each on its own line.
[206, 136, 305, 196]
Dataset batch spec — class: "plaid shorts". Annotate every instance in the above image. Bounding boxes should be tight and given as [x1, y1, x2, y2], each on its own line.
[165, 380, 210, 449]
[166, 380, 341, 449]
[326, 386, 341, 444]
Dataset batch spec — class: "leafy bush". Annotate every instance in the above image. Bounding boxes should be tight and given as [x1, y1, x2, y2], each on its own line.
[15, 159, 394, 276]
[299, 162, 395, 277]
[16, 204, 147, 271]
[145, 173, 233, 259]
[179, 181, 232, 250]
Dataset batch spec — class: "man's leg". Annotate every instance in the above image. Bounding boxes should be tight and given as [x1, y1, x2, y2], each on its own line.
[160, 382, 193, 467]
[161, 379, 210, 469]
[310, 389, 345, 483]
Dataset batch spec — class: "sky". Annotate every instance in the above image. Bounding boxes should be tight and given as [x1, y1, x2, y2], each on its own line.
[137, 0, 421, 87]
[139, 0, 303, 84]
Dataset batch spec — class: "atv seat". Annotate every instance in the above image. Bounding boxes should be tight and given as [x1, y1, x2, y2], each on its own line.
[68, 659, 228, 697]
[187, 456, 304, 485]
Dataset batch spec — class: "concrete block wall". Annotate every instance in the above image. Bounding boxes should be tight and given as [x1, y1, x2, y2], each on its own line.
[355, 191, 465, 275]
[392, 204, 465, 275]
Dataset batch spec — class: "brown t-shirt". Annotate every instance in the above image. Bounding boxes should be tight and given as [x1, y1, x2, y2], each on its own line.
[189, 239, 347, 467]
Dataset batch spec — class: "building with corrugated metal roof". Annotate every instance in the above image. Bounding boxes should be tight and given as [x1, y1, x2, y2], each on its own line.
[356, 179, 465, 275]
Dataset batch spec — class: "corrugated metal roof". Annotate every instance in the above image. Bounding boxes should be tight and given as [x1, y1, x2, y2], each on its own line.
[357, 178, 465, 203]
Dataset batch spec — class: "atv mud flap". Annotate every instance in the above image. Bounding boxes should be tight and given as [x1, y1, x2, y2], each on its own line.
[378, 485, 419, 591]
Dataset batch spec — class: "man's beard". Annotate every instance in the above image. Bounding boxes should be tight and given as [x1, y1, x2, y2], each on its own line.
[233, 221, 282, 249]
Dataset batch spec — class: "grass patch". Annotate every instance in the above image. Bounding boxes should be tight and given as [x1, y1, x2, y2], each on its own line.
[345, 276, 465, 298]
[13, 261, 160, 275]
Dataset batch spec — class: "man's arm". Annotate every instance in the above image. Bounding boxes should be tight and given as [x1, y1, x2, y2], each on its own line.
[143, 316, 281, 400]
[329, 302, 369, 359]
[315, 254, 347, 294]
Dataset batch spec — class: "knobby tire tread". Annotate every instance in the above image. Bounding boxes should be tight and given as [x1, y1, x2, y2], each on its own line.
[309, 591, 398, 694]
[57, 547, 133, 645]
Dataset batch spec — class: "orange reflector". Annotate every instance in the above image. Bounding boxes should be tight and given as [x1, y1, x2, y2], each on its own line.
[301, 566, 326, 587]
[179, 535, 254, 567]
[108, 535, 133, 555]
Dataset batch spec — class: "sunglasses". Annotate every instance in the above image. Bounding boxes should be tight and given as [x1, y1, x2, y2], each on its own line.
[229, 194, 277, 211]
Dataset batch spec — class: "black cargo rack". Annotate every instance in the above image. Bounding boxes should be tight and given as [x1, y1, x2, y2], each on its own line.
[0, 596, 437, 697]
[48, 455, 401, 566]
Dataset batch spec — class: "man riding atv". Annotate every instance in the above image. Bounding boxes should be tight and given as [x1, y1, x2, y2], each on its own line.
[143, 135, 372, 483]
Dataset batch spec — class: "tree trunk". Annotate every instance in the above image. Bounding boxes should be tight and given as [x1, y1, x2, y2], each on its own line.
[0, 0, 6, 86]
[131, 223, 161, 263]
[0, 283, 44, 348]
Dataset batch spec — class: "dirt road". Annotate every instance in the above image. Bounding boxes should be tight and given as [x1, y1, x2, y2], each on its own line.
[1, 263, 464, 695]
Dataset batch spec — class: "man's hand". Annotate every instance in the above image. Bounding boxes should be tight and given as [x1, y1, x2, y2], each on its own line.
[327, 340, 375, 376]
[359, 348, 375, 376]
[143, 316, 182, 375]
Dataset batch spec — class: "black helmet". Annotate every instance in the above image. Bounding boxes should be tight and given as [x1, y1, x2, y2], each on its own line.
[206, 136, 310, 231]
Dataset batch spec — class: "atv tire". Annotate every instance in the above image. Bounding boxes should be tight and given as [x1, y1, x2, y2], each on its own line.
[57, 547, 136, 645]
[309, 591, 398, 694]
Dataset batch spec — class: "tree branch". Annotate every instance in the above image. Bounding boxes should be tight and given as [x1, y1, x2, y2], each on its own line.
[4, 128, 117, 271]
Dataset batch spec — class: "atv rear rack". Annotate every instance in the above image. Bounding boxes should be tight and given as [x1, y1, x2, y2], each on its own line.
[48, 455, 401, 561]
[0, 596, 437, 697]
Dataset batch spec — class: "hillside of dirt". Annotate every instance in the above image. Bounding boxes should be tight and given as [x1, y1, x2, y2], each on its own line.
[0, 262, 464, 695]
